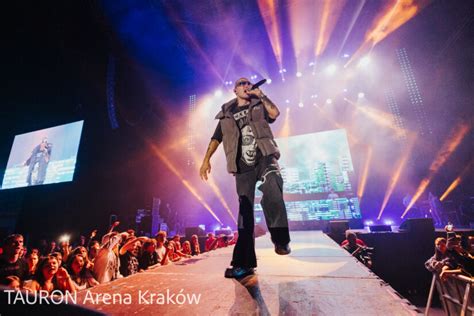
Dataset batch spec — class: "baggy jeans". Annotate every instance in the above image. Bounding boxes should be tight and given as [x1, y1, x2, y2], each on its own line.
[230, 155, 290, 268]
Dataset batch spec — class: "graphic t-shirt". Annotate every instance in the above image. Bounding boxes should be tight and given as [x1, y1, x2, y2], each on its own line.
[0, 257, 29, 284]
[212, 104, 263, 173]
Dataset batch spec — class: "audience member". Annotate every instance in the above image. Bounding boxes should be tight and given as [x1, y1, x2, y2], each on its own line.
[119, 237, 141, 277]
[182, 241, 192, 256]
[93, 231, 124, 284]
[167, 241, 182, 262]
[172, 235, 182, 252]
[67, 254, 99, 290]
[139, 239, 159, 270]
[205, 233, 218, 252]
[88, 240, 100, 261]
[5, 275, 21, 290]
[50, 252, 64, 268]
[228, 231, 238, 245]
[155, 231, 170, 266]
[425, 237, 448, 273]
[0, 234, 29, 285]
[28, 255, 75, 293]
[191, 235, 201, 256]
[341, 230, 373, 268]
[26, 252, 39, 279]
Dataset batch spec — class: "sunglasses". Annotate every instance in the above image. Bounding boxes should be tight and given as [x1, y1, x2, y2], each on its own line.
[236, 81, 252, 87]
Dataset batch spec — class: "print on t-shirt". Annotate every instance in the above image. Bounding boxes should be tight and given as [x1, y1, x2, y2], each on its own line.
[233, 108, 257, 166]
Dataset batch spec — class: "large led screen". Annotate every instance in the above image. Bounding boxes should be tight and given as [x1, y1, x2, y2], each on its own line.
[1, 120, 84, 189]
[255, 129, 361, 222]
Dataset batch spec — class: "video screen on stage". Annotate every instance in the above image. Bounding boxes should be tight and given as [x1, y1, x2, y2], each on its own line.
[255, 129, 361, 222]
[1, 120, 84, 189]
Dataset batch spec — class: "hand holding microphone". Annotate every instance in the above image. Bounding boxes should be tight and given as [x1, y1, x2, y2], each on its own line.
[246, 79, 267, 98]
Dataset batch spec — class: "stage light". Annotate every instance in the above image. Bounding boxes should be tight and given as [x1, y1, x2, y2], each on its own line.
[343, 53, 350, 58]
[296, 71, 302, 77]
[214, 90, 223, 97]
[325, 64, 337, 75]
[279, 68, 287, 74]
[285, 99, 290, 103]
[250, 75, 258, 80]
[364, 220, 374, 226]
[298, 102, 304, 108]
[326, 98, 332, 104]
[309, 61, 315, 66]
[358, 92, 365, 98]
[384, 219, 394, 226]
[343, 88, 348, 93]
[267, 78, 272, 84]
[358, 56, 371, 68]
[198, 224, 205, 231]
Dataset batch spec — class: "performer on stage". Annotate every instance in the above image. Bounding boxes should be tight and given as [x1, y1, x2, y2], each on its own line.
[25, 137, 52, 186]
[199, 77, 291, 279]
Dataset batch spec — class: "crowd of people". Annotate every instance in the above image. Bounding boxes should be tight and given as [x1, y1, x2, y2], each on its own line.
[424, 227, 474, 281]
[0, 222, 238, 294]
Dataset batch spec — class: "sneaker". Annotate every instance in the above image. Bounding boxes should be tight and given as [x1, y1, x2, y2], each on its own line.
[274, 243, 291, 255]
[224, 267, 255, 279]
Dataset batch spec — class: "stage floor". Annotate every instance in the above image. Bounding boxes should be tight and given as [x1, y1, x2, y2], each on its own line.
[77, 231, 421, 315]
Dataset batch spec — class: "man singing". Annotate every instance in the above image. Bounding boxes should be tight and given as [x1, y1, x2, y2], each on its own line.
[199, 77, 291, 279]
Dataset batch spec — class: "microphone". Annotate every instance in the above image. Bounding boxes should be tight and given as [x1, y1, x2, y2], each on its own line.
[249, 79, 267, 90]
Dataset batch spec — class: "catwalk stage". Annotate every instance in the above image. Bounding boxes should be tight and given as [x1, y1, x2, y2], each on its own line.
[74, 231, 420, 315]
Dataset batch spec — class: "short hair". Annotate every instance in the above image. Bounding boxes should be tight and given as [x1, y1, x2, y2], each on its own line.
[156, 231, 167, 242]
[5, 275, 20, 285]
[143, 240, 156, 249]
[435, 237, 446, 246]
[2, 234, 23, 247]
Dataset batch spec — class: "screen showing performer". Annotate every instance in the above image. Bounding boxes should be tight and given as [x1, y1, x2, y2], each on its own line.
[1, 120, 84, 189]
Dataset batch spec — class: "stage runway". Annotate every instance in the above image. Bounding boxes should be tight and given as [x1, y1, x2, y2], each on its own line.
[77, 231, 420, 315]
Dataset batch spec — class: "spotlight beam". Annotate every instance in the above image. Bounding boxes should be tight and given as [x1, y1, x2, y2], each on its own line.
[162, 3, 225, 83]
[439, 158, 474, 201]
[257, 0, 284, 68]
[191, 151, 237, 225]
[148, 140, 223, 225]
[337, 0, 366, 56]
[315, 0, 347, 56]
[346, 0, 432, 66]
[357, 145, 373, 203]
[401, 122, 471, 218]
[345, 98, 407, 138]
[377, 136, 416, 220]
